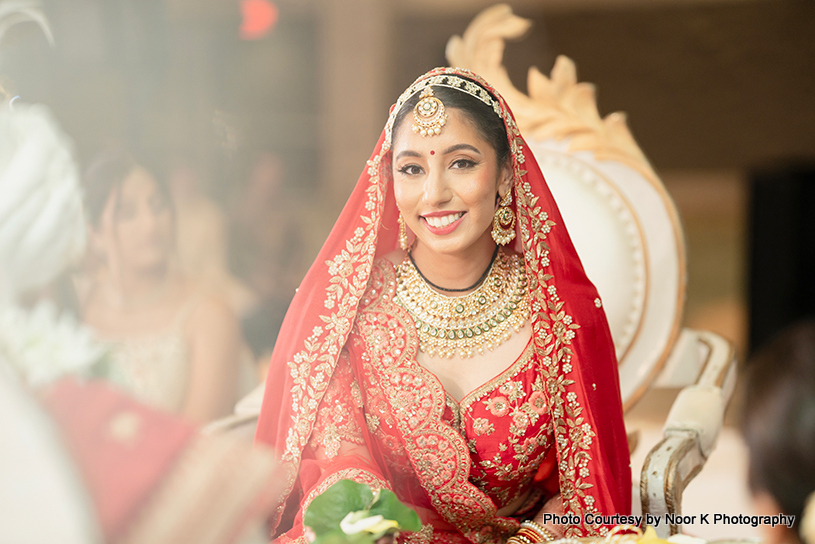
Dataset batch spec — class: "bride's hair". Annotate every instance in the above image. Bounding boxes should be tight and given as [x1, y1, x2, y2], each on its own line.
[391, 82, 510, 167]
[742, 320, 815, 540]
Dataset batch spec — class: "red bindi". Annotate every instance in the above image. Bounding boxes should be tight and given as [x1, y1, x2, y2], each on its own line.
[430, 150, 435, 155]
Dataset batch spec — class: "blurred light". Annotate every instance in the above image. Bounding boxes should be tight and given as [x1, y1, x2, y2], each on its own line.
[239, 0, 278, 41]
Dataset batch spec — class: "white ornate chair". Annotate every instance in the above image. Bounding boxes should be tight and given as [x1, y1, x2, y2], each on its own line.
[446, 5, 737, 537]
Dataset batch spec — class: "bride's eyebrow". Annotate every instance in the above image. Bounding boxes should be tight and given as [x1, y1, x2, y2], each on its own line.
[395, 150, 422, 161]
[443, 144, 481, 155]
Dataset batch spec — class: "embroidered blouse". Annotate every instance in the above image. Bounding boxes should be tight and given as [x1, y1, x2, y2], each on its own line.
[293, 259, 559, 544]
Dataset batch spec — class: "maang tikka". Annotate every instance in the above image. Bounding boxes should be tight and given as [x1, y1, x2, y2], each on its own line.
[412, 87, 447, 137]
[491, 191, 516, 245]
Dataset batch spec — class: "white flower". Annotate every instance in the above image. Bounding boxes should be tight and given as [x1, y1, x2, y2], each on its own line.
[340, 512, 398, 535]
[0, 301, 112, 387]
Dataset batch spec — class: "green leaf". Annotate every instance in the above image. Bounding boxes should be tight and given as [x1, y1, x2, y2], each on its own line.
[367, 489, 422, 532]
[304, 480, 374, 535]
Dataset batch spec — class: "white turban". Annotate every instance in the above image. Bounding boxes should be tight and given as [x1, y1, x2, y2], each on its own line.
[0, 103, 86, 304]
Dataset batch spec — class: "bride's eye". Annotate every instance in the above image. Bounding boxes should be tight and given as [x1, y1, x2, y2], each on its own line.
[398, 164, 423, 176]
[451, 159, 477, 169]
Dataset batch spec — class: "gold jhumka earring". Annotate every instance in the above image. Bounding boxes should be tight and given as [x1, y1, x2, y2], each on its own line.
[398, 213, 409, 250]
[491, 191, 516, 246]
[412, 87, 447, 137]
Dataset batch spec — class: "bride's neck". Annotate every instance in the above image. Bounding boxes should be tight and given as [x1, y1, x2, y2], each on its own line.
[410, 235, 498, 292]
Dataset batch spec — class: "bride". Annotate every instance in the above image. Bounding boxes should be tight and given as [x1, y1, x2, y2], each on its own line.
[255, 68, 631, 543]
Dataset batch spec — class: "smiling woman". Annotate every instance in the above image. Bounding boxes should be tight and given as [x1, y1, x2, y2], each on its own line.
[392, 107, 511, 270]
[255, 69, 631, 544]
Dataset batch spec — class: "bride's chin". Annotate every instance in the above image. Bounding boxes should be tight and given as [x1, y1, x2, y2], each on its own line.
[414, 239, 483, 259]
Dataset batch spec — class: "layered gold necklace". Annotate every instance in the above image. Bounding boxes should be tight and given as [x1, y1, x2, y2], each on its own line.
[395, 249, 530, 358]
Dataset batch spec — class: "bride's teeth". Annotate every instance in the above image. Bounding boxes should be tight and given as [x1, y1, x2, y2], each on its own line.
[426, 213, 461, 228]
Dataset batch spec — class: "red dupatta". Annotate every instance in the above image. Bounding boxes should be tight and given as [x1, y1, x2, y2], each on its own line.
[255, 68, 631, 539]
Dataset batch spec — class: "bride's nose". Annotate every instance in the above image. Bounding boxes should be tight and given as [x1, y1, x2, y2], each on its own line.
[421, 168, 452, 206]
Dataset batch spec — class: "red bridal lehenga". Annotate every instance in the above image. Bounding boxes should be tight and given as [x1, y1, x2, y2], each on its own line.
[255, 68, 631, 544]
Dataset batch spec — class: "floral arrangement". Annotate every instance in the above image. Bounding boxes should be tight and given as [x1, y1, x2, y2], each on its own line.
[304, 480, 422, 544]
[0, 301, 119, 387]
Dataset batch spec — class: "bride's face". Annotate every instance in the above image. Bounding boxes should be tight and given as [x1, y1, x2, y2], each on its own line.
[392, 108, 511, 257]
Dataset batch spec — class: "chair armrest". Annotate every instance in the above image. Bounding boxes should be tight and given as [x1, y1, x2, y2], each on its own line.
[202, 384, 264, 439]
[640, 329, 738, 537]
[640, 432, 704, 537]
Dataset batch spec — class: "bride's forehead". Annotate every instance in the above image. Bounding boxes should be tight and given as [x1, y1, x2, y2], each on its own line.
[392, 109, 488, 152]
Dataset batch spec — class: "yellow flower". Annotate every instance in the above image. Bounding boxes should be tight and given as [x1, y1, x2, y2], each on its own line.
[639, 526, 670, 544]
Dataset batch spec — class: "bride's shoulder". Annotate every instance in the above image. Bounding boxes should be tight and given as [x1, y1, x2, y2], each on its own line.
[357, 251, 405, 305]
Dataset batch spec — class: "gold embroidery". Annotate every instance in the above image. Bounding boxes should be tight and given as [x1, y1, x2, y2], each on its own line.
[301, 468, 390, 517]
[516, 172, 602, 537]
[274, 146, 386, 528]
[308, 355, 366, 459]
[442, 337, 553, 512]
[401, 523, 434, 544]
[457, 339, 535, 413]
[471, 418, 495, 437]
[356, 261, 518, 543]
[458, 348, 552, 509]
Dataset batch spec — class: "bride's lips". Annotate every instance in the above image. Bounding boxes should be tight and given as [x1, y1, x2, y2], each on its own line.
[420, 211, 466, 235]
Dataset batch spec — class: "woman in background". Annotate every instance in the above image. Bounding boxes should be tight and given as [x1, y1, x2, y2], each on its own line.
[742, 320, 815, 544]
[81, 151, 243, 422]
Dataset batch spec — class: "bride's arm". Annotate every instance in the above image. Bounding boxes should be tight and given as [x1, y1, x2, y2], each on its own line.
[531, 493, 566, 539]
[276, 350, 391, 544]
[507, 493, 565, 544]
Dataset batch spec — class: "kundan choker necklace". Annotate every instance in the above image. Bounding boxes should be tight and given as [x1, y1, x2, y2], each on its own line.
[395, 248, 530, 358]
[408, 245, 499, 293]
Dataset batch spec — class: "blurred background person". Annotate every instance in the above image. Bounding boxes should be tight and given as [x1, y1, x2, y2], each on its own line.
[741, 320, 815, 544]
[168, 154, 258, 319]
[0, 7, 280, 539]
[228, 151, 304, 302]
[240, 294, 290, 382]
[228, 151, 303, 378]
[80, 150, 248, 422]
